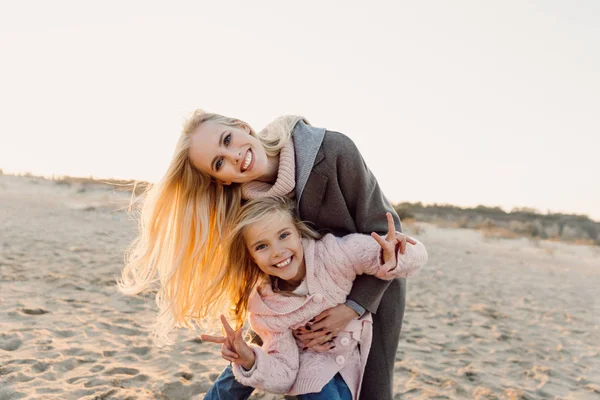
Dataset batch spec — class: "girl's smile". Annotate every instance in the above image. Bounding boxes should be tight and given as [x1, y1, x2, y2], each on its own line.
[243, 211, 306, 288]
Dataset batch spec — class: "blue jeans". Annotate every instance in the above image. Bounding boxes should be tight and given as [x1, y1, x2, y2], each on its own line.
[204, 364, 254, 400]
[297, 373, 352, 400]
[204, 365, 351, 400]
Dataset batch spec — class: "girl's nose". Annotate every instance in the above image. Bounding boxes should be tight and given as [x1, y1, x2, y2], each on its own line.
[271, 244, 283, 258]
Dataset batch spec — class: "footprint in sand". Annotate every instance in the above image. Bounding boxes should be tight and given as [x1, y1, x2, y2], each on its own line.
[104, 367, 140, 376]
[0, 332, 23, 351]
[20, 308, 50, 315]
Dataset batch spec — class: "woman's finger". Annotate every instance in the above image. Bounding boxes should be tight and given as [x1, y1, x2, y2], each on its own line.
[304, 334, 333, 349]
[200, 334, 226, 344]
[307, 311, 328, 325]
[296, 329, 329, 341]
[309, 342, 336, 352]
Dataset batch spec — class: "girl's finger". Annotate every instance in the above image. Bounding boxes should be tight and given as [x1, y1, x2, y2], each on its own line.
[233, 329, 248, 350]
[220, 315, 235, 337]
[371, 232, 390, 250]
[221, 347, 239, 358]
[406, 236, 417, 245]
[222, 356, 237, 363]
[200, 334, 226, 344]
[399, 236, 407, 254]
[386, 212, 396, 241]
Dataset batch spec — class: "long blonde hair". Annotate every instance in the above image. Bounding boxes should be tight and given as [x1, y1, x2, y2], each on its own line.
[118, 110, 304, 344]
[222, 196, 321, 329]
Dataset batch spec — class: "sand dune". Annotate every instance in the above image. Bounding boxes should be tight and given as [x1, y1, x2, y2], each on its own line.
[1, 175, 598, 399]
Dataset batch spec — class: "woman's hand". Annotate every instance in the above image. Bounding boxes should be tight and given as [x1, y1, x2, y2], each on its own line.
[292, 304, 358, 350]
[200, 315, 256, 370]
[371, 212, 417, 265]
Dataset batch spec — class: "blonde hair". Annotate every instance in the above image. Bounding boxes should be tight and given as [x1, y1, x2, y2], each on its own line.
[221, 196, 321, 328]
[118, 110, 305, 344]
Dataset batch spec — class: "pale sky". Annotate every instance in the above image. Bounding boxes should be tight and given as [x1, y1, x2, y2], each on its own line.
[1, 1, 599, 220]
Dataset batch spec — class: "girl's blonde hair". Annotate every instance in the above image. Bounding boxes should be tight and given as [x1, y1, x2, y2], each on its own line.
[118, 110, 304, 344]
[221, 196, 321, 328]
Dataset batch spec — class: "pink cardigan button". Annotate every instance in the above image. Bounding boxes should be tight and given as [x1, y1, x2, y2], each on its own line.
[340, 337, 350, 346]
[312, 293, 324, 303]
[335, 355, 345, 365]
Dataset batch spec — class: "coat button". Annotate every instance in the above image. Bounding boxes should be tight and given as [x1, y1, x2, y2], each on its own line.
[340, 337, 350, 346]
[313, 293, 324, 303]
[335, 355, 345, 365]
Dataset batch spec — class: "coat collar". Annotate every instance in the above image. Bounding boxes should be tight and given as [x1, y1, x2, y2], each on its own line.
[292, 121, 325, 206]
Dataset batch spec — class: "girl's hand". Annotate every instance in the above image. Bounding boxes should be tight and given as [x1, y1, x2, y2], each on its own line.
[292, 304, 357, 350]
[371, 212, 417, 264]
[200, 315, 256, 370]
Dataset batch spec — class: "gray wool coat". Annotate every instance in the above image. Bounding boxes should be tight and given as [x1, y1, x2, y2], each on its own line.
[293, 121, 406, 400]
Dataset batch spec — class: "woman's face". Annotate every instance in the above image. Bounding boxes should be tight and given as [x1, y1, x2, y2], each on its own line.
[189, 120, 268, 185]
[244, 211, 306, 286]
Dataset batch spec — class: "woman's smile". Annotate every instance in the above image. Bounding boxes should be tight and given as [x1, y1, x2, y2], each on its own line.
[241, 148, 254, 172]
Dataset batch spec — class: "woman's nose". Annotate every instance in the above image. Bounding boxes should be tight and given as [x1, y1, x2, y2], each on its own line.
[226, 149, 242, 164]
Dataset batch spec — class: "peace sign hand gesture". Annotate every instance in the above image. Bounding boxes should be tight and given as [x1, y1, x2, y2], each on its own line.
[371, 212, 417, 266]
[200, 315, 256, 370]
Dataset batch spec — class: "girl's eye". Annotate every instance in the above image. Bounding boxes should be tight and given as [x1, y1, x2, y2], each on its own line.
[224, 133, 232, 146]
[280, 232, 290, 240]
[215, 158, 224, 171]
[255, 244, 266, 251]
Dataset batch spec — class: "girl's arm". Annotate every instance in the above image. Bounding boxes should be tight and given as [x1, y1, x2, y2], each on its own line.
[231, 317, 299, 394]
[330, 214, 427, 282]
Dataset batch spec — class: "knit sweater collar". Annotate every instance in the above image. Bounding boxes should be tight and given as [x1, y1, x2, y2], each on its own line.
[240, 140, 296, 200]
[248, 238, 321, 316]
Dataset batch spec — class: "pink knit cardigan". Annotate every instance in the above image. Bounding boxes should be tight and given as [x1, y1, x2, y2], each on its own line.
[232, 233, 428, 399]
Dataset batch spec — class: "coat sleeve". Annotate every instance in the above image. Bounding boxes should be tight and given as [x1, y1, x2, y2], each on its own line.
[231, 317, 299, 394]
[327, 132, 403, 313]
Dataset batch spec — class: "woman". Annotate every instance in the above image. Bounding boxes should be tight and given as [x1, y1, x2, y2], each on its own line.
[120, 110, 406, 400]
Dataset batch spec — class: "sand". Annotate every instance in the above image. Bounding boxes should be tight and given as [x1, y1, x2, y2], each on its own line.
[1, 175, 599, 399]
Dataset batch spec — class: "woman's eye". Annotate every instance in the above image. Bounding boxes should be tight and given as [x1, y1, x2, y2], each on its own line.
[255, 244, 266, 251]
[280, 232, 290, 240]
[215, 158, 224, 171]
[224, 133, 231, 146]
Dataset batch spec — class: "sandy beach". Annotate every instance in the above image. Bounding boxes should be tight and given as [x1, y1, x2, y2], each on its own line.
[1, 175, 598, 399]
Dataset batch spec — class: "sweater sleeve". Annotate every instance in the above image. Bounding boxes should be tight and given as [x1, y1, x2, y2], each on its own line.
[231, 317, 299, 394]
[333, 234, 427, 280]
[329, 132, 402, 313]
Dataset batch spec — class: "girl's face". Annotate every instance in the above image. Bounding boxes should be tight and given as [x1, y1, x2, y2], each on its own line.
[244, 211, 306, 286]
[189, 120, 269, 185]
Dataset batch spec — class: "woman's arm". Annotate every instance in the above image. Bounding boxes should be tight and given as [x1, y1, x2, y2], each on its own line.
[331, 131, 402, 313]
[294, 132, 405, 349]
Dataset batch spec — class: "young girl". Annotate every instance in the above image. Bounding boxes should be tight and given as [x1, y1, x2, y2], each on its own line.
[120, 111, 409, 399]
[201, 196, 428, 400]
